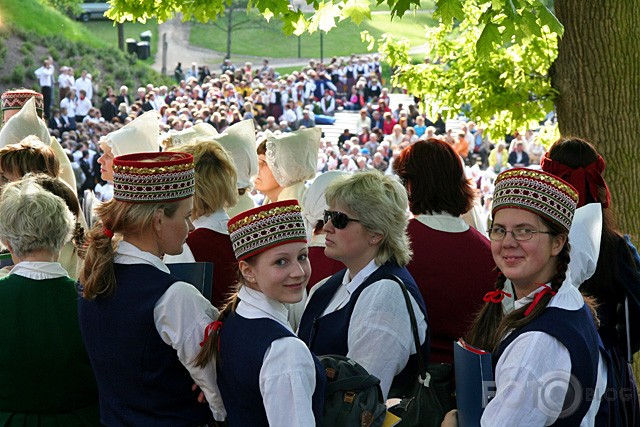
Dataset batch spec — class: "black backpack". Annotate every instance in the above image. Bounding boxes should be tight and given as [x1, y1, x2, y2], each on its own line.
[319, 355, 387, 427]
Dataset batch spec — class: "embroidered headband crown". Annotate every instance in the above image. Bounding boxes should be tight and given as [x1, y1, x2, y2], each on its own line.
[228, 200, 307, 261]
[492, 168, 579, 232]
[112, 152, 195, 203]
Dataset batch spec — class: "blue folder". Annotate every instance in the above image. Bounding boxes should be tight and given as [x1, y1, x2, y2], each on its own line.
[454, 339, 495, 427]
[168, 262, 214, 301]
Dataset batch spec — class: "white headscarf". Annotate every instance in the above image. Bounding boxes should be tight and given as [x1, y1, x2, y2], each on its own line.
[166, 122, 218, 148]
[99, 110, 160, 156]
[0, 97, 50, 148]
[265, 127, 321, 187]
[300, 170, 348, 240]
[214, 120, 257, 189]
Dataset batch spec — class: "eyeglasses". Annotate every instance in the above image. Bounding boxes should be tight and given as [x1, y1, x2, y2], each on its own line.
[488, 227, 554, 241]
[324, 210, 360, 229]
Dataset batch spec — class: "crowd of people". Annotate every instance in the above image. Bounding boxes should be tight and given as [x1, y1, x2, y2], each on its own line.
[0, 52, 638, 426]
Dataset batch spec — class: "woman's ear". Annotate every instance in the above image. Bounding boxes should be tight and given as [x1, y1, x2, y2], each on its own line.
[152, 208, 164, 233]
[238, 260, 256, 286]
[368, 231, 384, 246]
[550, 233, 568, 257]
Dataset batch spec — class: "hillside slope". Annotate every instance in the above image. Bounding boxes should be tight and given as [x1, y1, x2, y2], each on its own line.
[0, 0, 168, 99]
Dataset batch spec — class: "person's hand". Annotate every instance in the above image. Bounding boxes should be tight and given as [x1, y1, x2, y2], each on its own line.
[191, 383, 206, 404]
[441, 409, 458, 427]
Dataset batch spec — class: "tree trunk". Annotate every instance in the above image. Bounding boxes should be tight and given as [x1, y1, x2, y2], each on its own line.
[553, 0, 640, 382]
[226, 7, 233, 60]
[553, 0, 640, 243]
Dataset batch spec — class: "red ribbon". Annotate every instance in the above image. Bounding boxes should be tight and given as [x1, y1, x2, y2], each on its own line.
[483, 289, 512, 304]
[523, 284, 557, 317]
[540, 153, 611, 209]
[199, 320, 223, 347]
[103, 227, 114, 239]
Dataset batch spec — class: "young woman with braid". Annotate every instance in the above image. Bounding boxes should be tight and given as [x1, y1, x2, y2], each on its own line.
[462, 169, 607, 426]
[77, 152, 225, 426]
[541, 137, 640, 423]
[195, 200, 325, 426]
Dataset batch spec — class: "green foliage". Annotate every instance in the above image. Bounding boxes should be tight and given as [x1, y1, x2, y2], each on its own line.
[11, 65, 26, 85]
[22, 56, 35, 67]
[378, 1, 558, 138]
[20, 42, 34, 54]
[42, 0, 82, 16]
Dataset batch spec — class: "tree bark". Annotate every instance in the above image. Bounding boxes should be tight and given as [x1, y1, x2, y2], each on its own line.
[226, 7, 233, 60]
[553, 0, 640, 243]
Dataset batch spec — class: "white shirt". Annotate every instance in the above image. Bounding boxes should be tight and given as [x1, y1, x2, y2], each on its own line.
[236, 286, 318, 426]
[10, 261, 68, 280]
[114, 241, 226, 421]
[60, 96, 76, 118]
[415, 212, 470, 233]
[483, 282, 607, 426]
[58, 73, 74, 89]
[308, 259, 428, 399]
[165, 210, 229, 264]
[75, 97, 92, 116]
[75, 77, 93, 101]
[34, 65, 54, 87]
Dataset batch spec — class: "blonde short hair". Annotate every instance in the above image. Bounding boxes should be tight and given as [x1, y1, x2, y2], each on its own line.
[325, 170, 412, 266]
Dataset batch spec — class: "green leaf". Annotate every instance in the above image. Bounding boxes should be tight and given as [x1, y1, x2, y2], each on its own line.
[476, 22, 501, 57]
[308, 1, 340, 33]
[434, 0, 465, 25]
[536, 2, 563, 35]
[341, 0, 371, 24]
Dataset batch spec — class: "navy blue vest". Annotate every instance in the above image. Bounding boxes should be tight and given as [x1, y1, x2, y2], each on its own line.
[78, 264, 213, 427]
[297, 262, 430, 393]
[494, 305, 600, 426]
[217, 312, 325, 426]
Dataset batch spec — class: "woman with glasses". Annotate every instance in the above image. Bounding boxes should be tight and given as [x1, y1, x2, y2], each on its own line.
[393, 138, 496, 365]
[462, 168, 606, 425]
[298, 170, 429, 400]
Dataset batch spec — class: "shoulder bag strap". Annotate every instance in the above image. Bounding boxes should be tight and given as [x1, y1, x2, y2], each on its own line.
[387, 274, 426, 377]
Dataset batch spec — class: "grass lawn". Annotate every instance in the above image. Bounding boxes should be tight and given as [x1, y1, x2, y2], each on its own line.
[82, 19, 159, 65]
[190, 10, 435, 58]
[0, 0, 102, 47]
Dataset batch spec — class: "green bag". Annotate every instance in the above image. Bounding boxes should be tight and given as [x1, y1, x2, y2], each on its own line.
[319, 354, 387, 427]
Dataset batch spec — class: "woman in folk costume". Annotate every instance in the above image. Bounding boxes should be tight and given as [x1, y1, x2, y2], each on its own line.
[213, 119, 258, 217]
[463, 168, 607, 426]
[165, 138, 240, 309]
[298, 170, 429, 400]
[540, 137, 640, 423]
[300, 170, 347, 291]
[0, 133, 85, 280]
[78, 152, 225, 426]
[0, 179, 99, 426]
[195, 200, 325, 426]
[393, 138, 497, 365]
[255, 127, 321, 204]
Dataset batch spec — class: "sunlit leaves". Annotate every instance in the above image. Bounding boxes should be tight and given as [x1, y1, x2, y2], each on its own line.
[341, 0, 371, 24]
[308, 1, 340, 33]
[376, 1, 558, 138]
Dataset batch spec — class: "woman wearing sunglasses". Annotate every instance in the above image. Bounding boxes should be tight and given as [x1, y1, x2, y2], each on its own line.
[298, 170, 429, 400]
[462, 168, 606, 425]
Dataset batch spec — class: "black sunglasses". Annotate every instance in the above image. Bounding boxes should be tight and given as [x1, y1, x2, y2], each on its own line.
[323, 210, 360, 229]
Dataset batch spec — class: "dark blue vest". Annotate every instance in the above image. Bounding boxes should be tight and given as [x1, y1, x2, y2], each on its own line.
[297, 262, 430, 393]
[78, 264, 213, 427]
[494, 305, 600, 426]
[218, 312, 325, 426]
